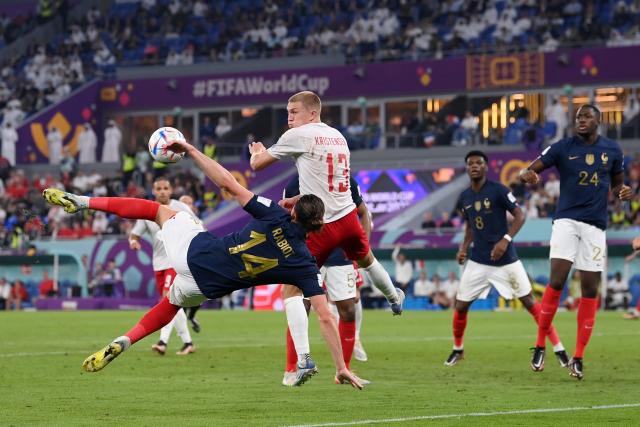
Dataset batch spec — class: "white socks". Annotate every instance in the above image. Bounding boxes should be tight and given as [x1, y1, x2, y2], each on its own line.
[159, 309, 192, 344]
[284, 296, 310, 355]
[173, 308, 192, 343]
[355, 299, 363, 339]
[114, 335, 131, 351]
[363, 259, 398, 303]
[552, 342, 565, 353]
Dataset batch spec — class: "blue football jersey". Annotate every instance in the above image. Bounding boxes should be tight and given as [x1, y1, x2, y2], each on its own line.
[186, 195, 323, 299]
[539, 136, 624, 230]
[460, 180, 519, 266]
[284, 174, 364, 267]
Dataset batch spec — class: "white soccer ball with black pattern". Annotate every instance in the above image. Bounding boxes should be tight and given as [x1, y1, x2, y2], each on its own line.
[148, 127, 186, 163]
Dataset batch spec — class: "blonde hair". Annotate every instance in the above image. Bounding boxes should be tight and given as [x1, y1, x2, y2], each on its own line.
[288, 91, 322, 115]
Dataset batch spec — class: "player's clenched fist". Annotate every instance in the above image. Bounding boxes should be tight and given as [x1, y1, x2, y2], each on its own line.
[248, 141, 266, 155]
[518, 168, 539, 184]
[619, 185, 633, 201]
[456, 249, 467, 265]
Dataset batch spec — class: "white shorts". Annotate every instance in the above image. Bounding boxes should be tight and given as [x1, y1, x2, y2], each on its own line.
[320, 264, 357, 302]
[457, 260, 532, 302]
[549, 218, 606, 272]
[161, 211, 208, 307]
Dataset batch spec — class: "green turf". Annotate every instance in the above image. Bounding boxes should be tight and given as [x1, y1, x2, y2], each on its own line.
[1, 309, 639, 425]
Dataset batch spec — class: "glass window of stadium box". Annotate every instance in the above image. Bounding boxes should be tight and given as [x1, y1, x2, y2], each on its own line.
[346, 102, 381, 150]
[384, 100, 419, 149]
[109, 114, 158, 153]
[162, 113, 194, 144]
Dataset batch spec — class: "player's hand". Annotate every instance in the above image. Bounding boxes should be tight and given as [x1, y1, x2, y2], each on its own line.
[278, 195, 300, 213]
[632, 236, 640, 251]
[490, 239, 509, 261]
[456, 250, 467, 265]
[129, 239, 141, 251]
[248, 141, 266, 155]
[336, 368, 363, 390]
[618, 185, 633, 201]
[166, 138, 192, 153]
[518, 169, 539, 185]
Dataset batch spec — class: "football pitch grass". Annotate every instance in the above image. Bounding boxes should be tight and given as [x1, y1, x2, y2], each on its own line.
[2, 309, 639, 426]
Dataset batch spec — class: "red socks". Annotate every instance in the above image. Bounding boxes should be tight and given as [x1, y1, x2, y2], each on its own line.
[527, 302, 561, 347]
[339, 319, 356, 369]
[89, 197, 160, 220]
[453, 310, 467, 349]
[575, 297, 598, 358]
[536, 286, 562, 348]
[285, 328, 297, 372]
[125, 297, 180, 344]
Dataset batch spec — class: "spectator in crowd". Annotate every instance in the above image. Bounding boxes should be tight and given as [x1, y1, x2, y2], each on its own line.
[60, 146, 77, 182]
[438, 211, 454, 229]
[430, 274, 452, 309]
[413, 270, 432, 298]
[10, 279, 29, 310]
[47, 126, 63, 165]
[443, 271, 460, 298]
[392, 245, 413, 293]
[606, 271, 631, 310]
[99, 258, 122, 297]
[102, 120, 122, 163]
[200, 116, 215, 140]
[39, 270, 56, 298]
[421, 211, 436, 229]
[203, 136, 217, 160]
[623, 95, 640, 123]
[545, 97, 567, 143]
[1, 122, 17, 166]
[0, 277, 11, 310]
[215, 116, 231, 138]
[78, 123, 98, 164]
[544, 172, 560, 200]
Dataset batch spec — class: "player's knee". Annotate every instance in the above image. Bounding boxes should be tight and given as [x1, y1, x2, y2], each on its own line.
[336, 301, 356, 321]
[281, 284, 302, 299]
[356, 251, 375, 268]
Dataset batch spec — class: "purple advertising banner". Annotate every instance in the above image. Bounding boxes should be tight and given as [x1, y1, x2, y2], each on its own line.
[545, 45, 640, 87]
[16, 81, 102, 164]
[100, 57, 466, 111]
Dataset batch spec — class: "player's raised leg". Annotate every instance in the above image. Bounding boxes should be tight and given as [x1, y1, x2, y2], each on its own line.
[531, 259, 572, 372]
[519, 293, 568, 367]
[83, 297, 181, 372]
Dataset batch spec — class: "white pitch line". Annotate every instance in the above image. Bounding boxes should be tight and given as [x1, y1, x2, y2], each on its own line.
[285, 403, 640, 427]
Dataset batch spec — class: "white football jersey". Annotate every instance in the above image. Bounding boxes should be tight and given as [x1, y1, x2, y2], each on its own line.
[268, 122, 355, 222]
[130, 199, 196, 271]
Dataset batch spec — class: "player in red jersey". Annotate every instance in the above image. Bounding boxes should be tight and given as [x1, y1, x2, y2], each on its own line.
[249, 91, 403, 385]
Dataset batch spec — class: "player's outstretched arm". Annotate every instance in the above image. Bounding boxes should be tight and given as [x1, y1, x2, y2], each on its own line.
[308, 294, 363, 390]
[249, 141, 279, 171]
[169, 140, 254, 207]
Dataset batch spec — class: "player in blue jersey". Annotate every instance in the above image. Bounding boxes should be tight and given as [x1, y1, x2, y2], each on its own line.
[280, 174, 372, 385]
[445, 150, 567, 367]
[42, 139, 363, 389]
[519, 104, 632, 379]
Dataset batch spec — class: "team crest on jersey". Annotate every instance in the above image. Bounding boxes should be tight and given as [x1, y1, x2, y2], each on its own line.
[483, 198, 491, 209]
[474, 201, 482, 211]
[601, 153, 608, 164]
[585, 153, 595, 165]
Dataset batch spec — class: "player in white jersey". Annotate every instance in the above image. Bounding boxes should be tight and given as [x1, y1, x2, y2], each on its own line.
[129, 178, 196, 356]
[249, 91, 403, 384]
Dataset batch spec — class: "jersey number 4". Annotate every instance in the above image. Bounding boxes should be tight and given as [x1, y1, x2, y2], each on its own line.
[228, 231, 279, 279]
[326, 152, 349, 192]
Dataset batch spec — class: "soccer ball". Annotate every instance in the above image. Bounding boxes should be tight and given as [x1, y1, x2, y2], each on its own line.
[148, 127, 186, 163]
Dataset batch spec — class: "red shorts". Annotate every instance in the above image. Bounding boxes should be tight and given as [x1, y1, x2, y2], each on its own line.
[154, 268, 177, 296]
[306, 209, 370, 267]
